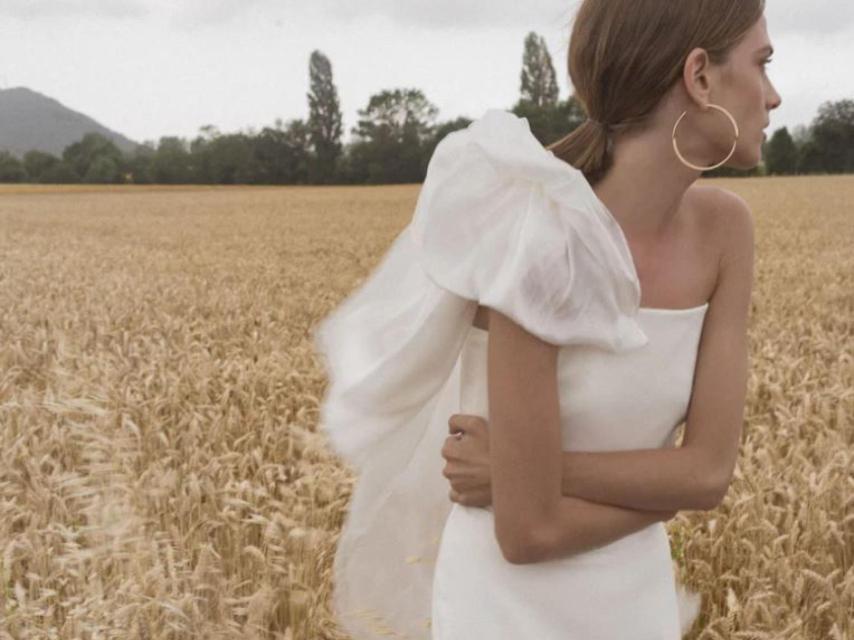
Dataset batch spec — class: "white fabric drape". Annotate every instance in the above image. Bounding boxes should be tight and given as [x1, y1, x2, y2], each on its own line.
[312, 109, 652, 639]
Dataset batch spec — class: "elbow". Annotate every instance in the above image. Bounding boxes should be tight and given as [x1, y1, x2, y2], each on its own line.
[499, 539, 536, 566]
[495, 520, 553, 565]
[699, 471, 731, 511]
[689, 449, 733, 511]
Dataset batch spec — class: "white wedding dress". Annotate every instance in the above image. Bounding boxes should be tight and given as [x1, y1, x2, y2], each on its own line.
[312, 109, 703, 639]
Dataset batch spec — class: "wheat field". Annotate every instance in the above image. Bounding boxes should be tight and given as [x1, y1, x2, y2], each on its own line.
[0, 176, 851, 639]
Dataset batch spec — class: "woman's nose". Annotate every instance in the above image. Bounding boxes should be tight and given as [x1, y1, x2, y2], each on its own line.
[769, 84, 782, 110]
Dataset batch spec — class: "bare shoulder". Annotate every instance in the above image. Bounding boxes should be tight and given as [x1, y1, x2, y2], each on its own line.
[686, 185, 755, 268]
[687, 184, 753, 225]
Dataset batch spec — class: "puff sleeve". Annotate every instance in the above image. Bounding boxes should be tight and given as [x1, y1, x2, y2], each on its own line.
[410, 108, 649, 350]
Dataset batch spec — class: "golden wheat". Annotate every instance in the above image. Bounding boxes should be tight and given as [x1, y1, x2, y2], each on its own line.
[0, 176, 850, 639]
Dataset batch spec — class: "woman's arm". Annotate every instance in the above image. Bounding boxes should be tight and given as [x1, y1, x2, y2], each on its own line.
[444, 417, 714, 512]
[531, 496, 675, 563]
[564, 192, 755, 513]
[482, 309, 675, 565]
[447, 192, 755, 517]
[484, 306, 565, 564]
[560, 446, 718, 512]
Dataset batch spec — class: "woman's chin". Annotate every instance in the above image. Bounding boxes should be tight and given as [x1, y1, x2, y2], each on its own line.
[725, 147, 763, 171]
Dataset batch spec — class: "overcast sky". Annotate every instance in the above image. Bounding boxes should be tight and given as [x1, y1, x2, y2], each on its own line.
[1, 0, 851, 145]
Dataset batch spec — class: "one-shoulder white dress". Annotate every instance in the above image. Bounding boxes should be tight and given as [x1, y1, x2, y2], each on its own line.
[432, 305, 707, 639]
[312, 108, 703, 640]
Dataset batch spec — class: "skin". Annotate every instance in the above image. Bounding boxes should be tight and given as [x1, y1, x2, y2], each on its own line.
[440, 15, 782, 563]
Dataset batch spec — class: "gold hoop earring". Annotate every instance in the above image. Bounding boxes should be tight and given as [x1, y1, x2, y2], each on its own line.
[672, 103, 740, 171]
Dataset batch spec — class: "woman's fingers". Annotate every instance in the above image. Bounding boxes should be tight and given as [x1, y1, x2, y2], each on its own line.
[448, 413, 488, 436]
[449, 489, 478, 507]
[441, 435, 461, 460]
[449, 488, 491, 508]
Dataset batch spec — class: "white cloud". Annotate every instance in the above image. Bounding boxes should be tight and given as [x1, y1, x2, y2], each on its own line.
[765, 0, 854, 36]
[164, 0, 851, 35]
[4, 0, 850, 36]
[0, 0, 849, 142]
[294, 0, 579, 30]
[0, 0, 148, 19]
[168, 0, 266, 29]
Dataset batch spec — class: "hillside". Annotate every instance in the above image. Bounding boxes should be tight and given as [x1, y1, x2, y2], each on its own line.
[0, 87, 139, 159]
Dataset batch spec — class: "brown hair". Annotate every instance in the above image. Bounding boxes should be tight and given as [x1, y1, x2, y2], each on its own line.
[548, 0, 765, 185]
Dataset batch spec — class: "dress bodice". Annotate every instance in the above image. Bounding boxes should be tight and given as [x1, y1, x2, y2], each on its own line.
[458, 303, 710, 452]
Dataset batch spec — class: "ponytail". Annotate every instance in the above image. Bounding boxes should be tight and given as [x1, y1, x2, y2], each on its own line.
[546, 118, 615, 187]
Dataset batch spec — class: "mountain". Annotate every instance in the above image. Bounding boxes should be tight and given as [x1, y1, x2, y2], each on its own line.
[0, 87, 140, 159]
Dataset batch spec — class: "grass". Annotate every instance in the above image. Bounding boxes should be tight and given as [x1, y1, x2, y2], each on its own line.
[0, 176, 850, 639]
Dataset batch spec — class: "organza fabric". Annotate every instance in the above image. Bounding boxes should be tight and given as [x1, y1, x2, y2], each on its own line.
[312, 109, 700, 639]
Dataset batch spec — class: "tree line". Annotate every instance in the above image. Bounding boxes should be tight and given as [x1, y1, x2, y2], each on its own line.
[1, 34, 852, 185]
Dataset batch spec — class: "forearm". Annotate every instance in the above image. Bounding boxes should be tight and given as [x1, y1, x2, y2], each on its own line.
[560, 445, 718, 512]
[534, 495, 670, 562]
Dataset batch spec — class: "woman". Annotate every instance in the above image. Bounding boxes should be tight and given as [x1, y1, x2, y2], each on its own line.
[313, 0, 781, 638]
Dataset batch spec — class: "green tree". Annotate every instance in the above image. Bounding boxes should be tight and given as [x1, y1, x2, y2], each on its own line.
[809, 99, 854, 173]
[152, 137, 193, 184]
[40, 162, 79, 183]
[252, 126, 289, 184]
[510, 33, 576, 147]
[351, 88, 439, 184]
[0, 151, 26, 182]
[83, 156, 120, 183]
[62, 133, 123, 181]
[188, 129, 264, 185]
[23, 150, 60, 182]
[126, 143, 155, 184]
[206, 133, 258, 184]
[189, 125, 221, 183]
[281, 119, 312, 184]
[307, 50, 344, 184]
[519, 32, 560, 109]
[764, 127, 798, 175]
[797, 138, 826, 174]
[789, 124, 812, 148]
[252, 119, 312, 184]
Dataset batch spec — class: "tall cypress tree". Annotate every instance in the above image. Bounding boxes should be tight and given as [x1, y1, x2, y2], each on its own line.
[307, 50, 344, 184]
[519, 32, 559, 109]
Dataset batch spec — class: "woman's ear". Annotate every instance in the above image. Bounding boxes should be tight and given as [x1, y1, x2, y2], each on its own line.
[682, 47, 714, 108]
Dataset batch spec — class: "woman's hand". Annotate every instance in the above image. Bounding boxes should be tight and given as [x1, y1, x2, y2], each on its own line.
[441, 414, 493, 507]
